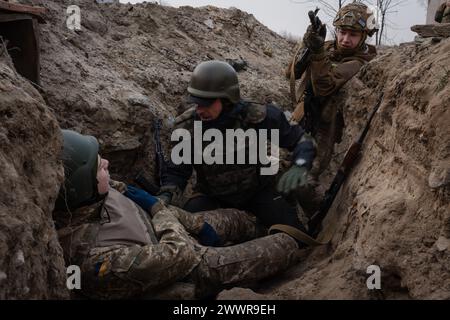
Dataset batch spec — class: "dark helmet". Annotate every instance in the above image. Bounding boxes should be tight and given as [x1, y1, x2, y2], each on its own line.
[54, 130, 99, 211]
[333, 3, 378, 37]
[188, 60, 240, 104]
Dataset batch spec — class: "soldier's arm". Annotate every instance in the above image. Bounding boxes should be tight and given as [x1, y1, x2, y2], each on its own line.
[259, 105, 316, 169]
[435, 3, 445, 23]
[309, 51, 364, 97]
[159, 108, 196, 200]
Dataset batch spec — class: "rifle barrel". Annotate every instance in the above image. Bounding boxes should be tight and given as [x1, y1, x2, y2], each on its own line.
[308, 94, 384, 238]
[357, 94, 384, 144]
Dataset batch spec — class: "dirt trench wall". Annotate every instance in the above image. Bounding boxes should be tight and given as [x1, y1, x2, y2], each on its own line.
[0, 54, 68, 299]
[1, 0, 448, 300]
[271, 38, 450, 300]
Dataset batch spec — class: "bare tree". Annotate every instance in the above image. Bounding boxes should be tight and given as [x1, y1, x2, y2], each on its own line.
[374, 0, 408, 45]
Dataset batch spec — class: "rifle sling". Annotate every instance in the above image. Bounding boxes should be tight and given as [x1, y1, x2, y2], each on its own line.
[269, 224, 331, 247]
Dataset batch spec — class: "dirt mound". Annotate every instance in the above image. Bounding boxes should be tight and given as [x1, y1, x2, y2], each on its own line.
[0, 53, 68, 298]
[266, 39, 450, 299]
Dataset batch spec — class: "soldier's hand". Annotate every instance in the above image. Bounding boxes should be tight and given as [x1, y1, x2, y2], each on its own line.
[124, 185, 158, 212]
[277, 165, 309, 195]
[303, 24, 326, 53]
[198, 222, 221, 247]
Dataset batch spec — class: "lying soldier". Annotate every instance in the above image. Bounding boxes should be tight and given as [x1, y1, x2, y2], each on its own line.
[53, 129, 301, 299]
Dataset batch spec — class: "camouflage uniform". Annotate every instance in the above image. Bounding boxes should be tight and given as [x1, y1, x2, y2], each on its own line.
[54, 183, 299, 300]
[287, 3, 378, 180]
[285, 3, 378, 215]
[287, 41, 377, 177]
[435, 3, 450, 23]
[161, 101, 316, 230]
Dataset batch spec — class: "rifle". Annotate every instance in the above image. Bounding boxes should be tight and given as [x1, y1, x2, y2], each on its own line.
[289, 8, 322, 122]
[308, 94, 384, 238]
[153, 118, 166, 186]
[134, 118, 166, 195]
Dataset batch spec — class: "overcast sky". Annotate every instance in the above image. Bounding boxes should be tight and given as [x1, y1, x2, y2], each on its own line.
[119, 0, 427, 44]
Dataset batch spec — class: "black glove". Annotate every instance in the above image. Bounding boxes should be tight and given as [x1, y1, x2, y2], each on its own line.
[303, 23, 327, 53]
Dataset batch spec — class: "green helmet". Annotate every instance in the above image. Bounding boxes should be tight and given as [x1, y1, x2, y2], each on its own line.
[55, 130, 99, 211]
[188, 60, 240, 104]
[333, 3, 378, 37]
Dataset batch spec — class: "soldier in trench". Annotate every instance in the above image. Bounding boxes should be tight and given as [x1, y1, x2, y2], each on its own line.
[53, 129, 301, 299]
[285, 3, 378, 214]
[158, 60, 317, 239]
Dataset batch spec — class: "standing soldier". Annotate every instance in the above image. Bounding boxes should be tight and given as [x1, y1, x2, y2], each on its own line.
[286, 3, 378, 212]
[54, 130, 301, 299]
[159, 60, 317, 240]
[435, 1, 450, 23]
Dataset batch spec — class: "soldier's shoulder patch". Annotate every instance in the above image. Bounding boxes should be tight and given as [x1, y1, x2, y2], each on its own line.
[95, 260, 111, 278]
[244, 103, 267, 124]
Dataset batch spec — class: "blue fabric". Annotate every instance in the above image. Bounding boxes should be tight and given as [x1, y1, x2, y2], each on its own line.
[198, 222, 221, 247]
[124, 185, 158, 212]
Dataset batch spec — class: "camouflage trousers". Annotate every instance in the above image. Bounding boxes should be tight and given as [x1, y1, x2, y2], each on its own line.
[79, 206, 299, 299]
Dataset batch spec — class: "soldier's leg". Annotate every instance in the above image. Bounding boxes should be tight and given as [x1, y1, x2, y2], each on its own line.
[183, 195, 220, 213]
[190, 233, 299, 298]
[171, 206, 267, 244]
[298, 110, 343, 217]
[295, 175, 321, 218]
[245, 186, 306, 231]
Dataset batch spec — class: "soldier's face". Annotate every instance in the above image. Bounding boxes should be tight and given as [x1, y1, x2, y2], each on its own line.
[96, 155, 110, 195]
[337, 28, 363, 49]
[196, 98, 223, 121]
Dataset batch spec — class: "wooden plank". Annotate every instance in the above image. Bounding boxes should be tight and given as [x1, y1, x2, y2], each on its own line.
[0, 0, 45, 22]
[411, 23, 450, 38]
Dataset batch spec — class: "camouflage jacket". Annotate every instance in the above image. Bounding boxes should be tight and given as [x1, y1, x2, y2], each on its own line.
[161, 100, 316, 207]
[287, 40, 377, 97]
[435, 3, 450, 23]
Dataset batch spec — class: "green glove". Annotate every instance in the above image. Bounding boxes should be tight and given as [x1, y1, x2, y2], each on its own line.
[277, 165, 309, 195]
